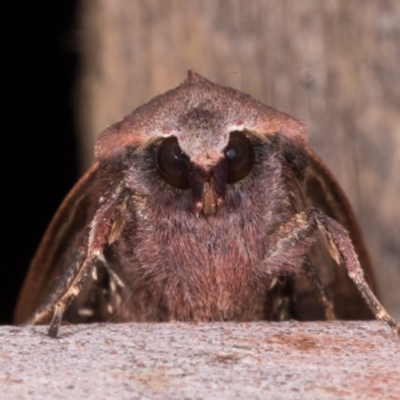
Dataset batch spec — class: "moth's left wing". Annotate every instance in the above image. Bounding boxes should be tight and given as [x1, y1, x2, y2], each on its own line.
[14, 163, 99, 324]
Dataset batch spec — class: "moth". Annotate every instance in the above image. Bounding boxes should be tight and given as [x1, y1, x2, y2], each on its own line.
[15, 71, 399, 338]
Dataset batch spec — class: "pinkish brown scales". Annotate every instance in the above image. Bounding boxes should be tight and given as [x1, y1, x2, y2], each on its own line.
[14, 72, 399, 338]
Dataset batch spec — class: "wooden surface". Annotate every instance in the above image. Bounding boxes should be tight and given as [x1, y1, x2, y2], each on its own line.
[1, 321, 400, 399]
[76, 0, 400, 316]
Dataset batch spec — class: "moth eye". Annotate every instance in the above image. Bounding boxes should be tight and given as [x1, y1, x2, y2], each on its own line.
[156, 137, 189, 189]
[224, 131, 255, 184]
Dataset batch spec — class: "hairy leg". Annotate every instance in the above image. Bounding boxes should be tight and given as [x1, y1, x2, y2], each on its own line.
[263, 208, 399, 335]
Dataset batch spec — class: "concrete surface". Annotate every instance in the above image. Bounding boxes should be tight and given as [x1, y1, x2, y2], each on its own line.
[1, 321, 399, 399]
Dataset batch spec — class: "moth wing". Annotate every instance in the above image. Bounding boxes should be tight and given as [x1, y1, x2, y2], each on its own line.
[14, 162, 100, 324]
[293, 147, 376, 320]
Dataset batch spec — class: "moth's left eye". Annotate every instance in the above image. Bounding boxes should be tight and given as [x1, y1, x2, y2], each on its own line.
[156, 137, 190, 189]
[224, 131, 255, 183]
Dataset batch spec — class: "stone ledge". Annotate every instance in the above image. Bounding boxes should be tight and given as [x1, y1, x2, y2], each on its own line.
[1, 321, 399, 399]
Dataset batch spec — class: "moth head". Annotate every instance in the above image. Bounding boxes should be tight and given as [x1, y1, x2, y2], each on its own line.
[154, 129, 255, 216]
[94, 71, 308, 216]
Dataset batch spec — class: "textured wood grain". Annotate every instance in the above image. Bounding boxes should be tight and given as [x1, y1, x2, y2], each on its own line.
[76, 0, 400, 317]
[1, 322, 400, 399]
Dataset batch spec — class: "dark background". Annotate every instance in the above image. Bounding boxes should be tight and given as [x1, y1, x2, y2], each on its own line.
[2, 2, 79, 323]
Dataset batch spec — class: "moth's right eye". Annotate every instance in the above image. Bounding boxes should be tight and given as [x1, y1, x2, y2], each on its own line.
[156, 137, 190, 189]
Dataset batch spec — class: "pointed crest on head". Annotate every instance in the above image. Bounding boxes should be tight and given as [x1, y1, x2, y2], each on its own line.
[94, 71, 308, 161]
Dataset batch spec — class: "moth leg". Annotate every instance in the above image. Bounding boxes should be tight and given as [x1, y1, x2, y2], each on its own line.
[44, 196, 127, 338]
[25, 245, 88, 326]
[47, 252, 102, 338]
[265, 208, 399, 335]
[316, 212, 400, 336]
[302, 256, 336, 320]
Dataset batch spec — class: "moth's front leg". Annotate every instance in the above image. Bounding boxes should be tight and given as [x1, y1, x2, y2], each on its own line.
[46, 196, 128, 338]
[35, 194, 127, 338]
[264, 208, 400, 336]
[47, 249, 102, 338]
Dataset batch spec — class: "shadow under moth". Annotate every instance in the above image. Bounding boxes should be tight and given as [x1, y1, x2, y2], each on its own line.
[15, 71, 399, 338]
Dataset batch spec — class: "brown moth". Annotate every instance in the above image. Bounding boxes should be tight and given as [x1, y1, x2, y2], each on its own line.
[14, 71, 399, 338]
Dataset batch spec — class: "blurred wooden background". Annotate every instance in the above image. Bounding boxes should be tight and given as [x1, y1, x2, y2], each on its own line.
[76, 0, 400, 318]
